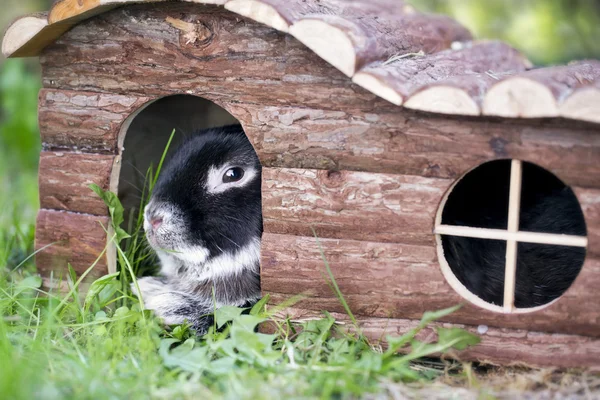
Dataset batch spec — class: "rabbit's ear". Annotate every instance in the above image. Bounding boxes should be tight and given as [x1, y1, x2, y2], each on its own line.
[193, 124, 244, 137]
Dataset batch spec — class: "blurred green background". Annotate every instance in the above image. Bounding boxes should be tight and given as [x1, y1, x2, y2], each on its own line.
[0, 0, 599, 268]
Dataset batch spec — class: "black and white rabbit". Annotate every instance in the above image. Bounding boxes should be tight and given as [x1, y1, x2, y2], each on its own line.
[441, 160, 587, 308]
[132, 124, 262, 334]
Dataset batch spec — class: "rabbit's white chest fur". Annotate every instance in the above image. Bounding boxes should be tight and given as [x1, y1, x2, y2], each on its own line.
[157, 238, 260, 283]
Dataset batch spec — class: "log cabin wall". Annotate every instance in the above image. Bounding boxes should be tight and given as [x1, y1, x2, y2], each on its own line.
[34, 3, 600, 366]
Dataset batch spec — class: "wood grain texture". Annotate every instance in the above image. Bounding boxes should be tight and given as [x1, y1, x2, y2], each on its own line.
[262, 167, 451, 245]
[269, 308, 600, 368]
[260, 233, 600, 337]
[40, 4, 346, 99]
[39, 151, 114, 215]
[39, 89, 150, 152]
[483, 61, 600, 118]
[352, 41, 529, 107]
[231, 104, 600, 189]
[37, 4, 600, 187]
[289, 8, 471, 77]
[35, 209, 109, 277]
[1, 12, 71, 58]
[49, 0, 167, 24]
[560, 80, 600, 124]
[5, 1, 599, 122]
[38, 2, 600, 129]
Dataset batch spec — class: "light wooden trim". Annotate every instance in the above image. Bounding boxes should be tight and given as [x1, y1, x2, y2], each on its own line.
[404, 86, 480, 116]
[503, 159, 522, 312]
[224, 0, 289, 32]
[434, 225, 588, 248]
[482, 77, 558, 118]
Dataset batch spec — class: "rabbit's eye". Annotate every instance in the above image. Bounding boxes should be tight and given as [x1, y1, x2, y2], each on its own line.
[223, 167, 245, 183]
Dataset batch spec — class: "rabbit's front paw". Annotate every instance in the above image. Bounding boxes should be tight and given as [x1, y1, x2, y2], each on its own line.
[134, 284, 208, 328]
[130, 276, 169, 298]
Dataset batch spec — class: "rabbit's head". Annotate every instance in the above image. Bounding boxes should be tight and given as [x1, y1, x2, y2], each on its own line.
[144, 125, 262, 279]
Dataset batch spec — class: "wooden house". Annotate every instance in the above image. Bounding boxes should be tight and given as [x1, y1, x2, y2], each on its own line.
[3, 0, 600, 367]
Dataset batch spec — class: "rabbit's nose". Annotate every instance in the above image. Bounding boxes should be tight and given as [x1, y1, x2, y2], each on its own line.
[150, 216, 163, 230]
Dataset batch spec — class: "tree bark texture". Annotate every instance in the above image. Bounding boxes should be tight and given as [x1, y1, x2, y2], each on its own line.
[261, 233, 600, 338]
[38, 151, 114, 215]
[35, 209, 110, 277]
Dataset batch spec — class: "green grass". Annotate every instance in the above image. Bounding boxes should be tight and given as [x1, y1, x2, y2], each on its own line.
[0, 263, 480, 399]
[0, 59, 485, 399]
[0, 183, 481, 399]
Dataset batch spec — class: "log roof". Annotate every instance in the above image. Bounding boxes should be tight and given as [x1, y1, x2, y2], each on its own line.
[2, 0, 599, 123]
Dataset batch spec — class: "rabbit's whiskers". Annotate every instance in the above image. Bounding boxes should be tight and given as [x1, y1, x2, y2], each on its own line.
[217, 232, 241, 249]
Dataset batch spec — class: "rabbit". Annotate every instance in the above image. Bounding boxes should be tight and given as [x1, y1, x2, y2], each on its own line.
[131, 124, 262, 334]
[441, 160, 587, 308]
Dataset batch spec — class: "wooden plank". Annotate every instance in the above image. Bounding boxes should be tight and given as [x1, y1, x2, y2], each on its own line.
[38, 89, 150, 152]
[260, 232, 600, 337]
[434, 225, 588, 248]
[262, 167, 451, 245]
[503, 160, 522, 312]
[353, 41, 529, 108]
[271, 308, 600, 368]
[483, 61, 600, 118]
[35, 209, 110, 277]
[50, 0, 142, 24]
[39, 151, 114, 215]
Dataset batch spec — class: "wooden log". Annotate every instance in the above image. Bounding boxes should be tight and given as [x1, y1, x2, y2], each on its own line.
[352, 41, 529, 108]
[39, 151, 114, 215]
[38, 89, 151, 152]
[35, 209, 110, 277]
[225, 0, 414, 33]
[41, 3, 350, 98]
[231, 104, 600, 189]
[483, 61, 600, 118]
[262, 167, 451, 245]
[272, 308, 600, 368]
[560, 80, 600, 124]
[289, 9, 472, 77]
[260, 232, 600, 337]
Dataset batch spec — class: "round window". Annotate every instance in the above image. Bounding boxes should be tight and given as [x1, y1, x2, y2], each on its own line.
[434, 160, 588, 313]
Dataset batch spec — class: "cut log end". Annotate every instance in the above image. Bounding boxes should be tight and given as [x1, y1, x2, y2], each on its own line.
[289, 19, 356, 77]
[225, 0, 289, 32]
[404, 86, 479, 116]
[2, 15, 48, 58]
[560, 87, 600, 124]
[483, 77, 559, 118]
[352, 72, 403, 106]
